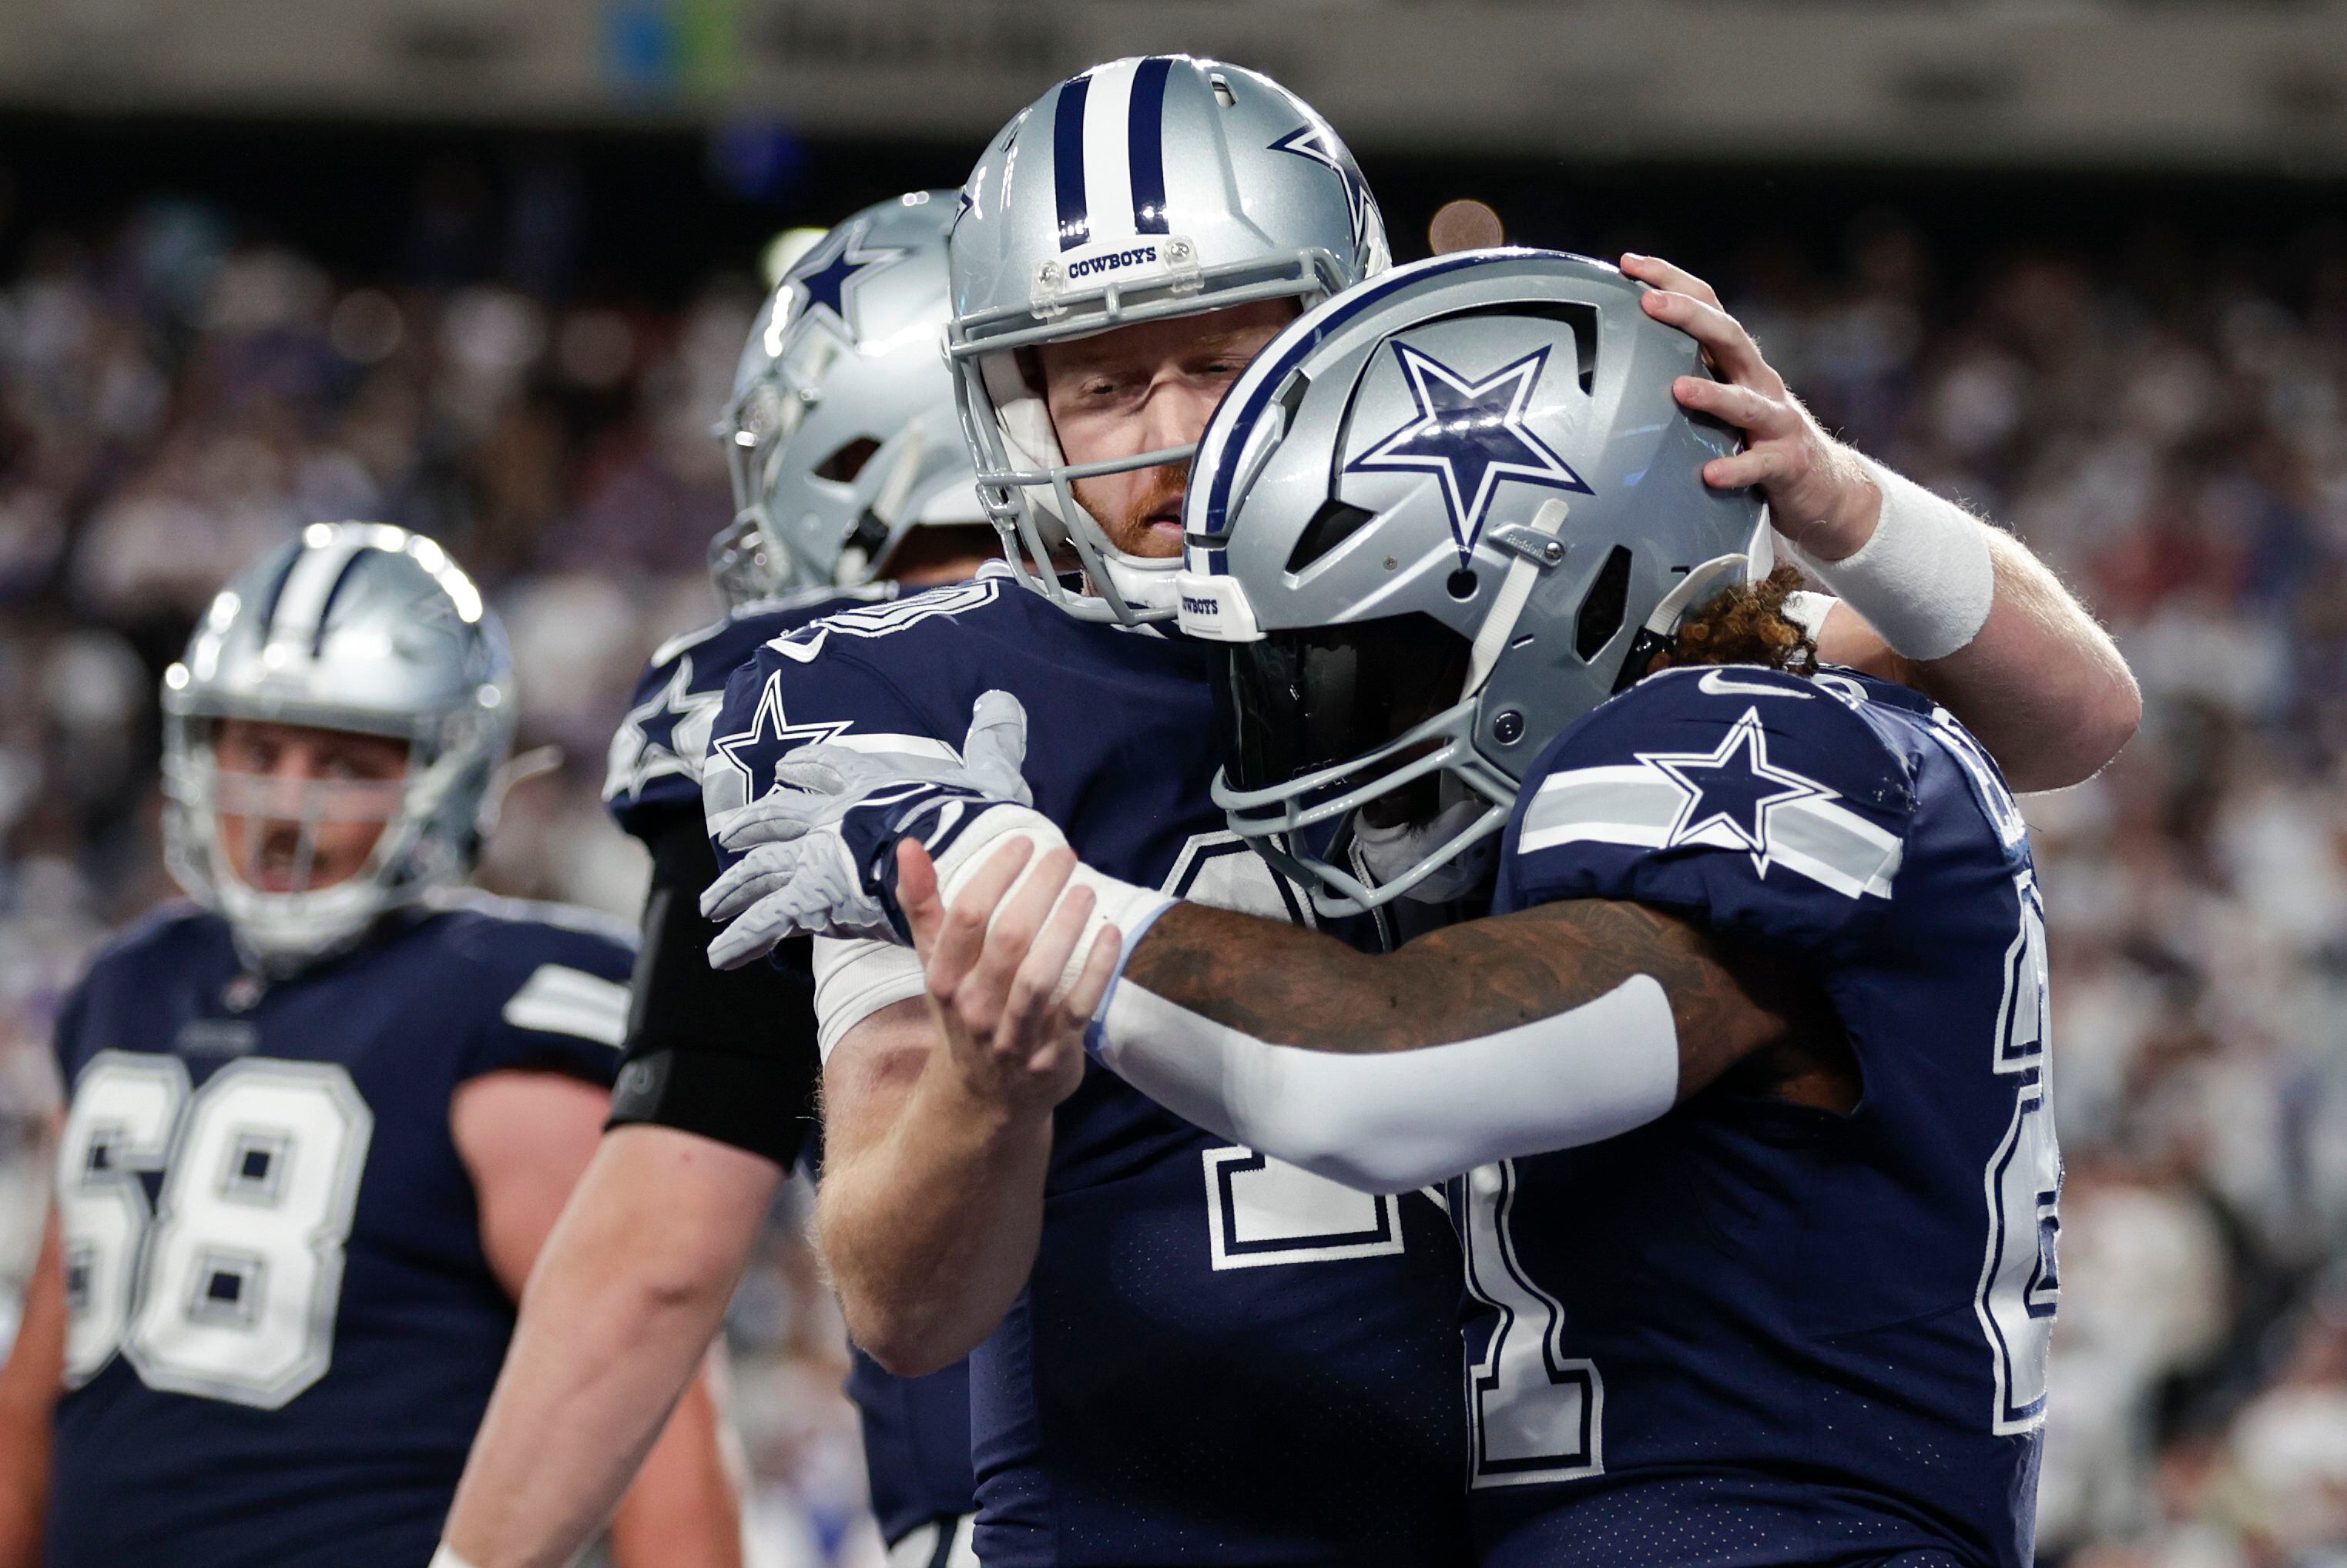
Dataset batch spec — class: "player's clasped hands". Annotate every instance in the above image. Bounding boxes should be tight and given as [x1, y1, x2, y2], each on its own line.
[895, 835, 1122, 1112]
[699, 691, 1036, 967]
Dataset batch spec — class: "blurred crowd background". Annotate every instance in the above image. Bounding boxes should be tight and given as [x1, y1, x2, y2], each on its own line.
[1, 106, 2345, 1568]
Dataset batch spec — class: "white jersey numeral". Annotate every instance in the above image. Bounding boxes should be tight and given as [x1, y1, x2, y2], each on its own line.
[1170, 831, 1393, 1271]
[1461, 1160, 1602, 1487]
[1202, 1148, 1405, 1270]
[58, 1053, 374, 1409]
[767, 579, 1003, 664]
[1974, 869, 2060, 1432]
[58, 1052, 186, 1386]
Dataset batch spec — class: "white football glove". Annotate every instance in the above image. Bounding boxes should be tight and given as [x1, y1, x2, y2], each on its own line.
[699, 691, 1034, 969]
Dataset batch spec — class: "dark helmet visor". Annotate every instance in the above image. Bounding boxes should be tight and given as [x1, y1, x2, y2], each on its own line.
[1221, 612, 1472, 796]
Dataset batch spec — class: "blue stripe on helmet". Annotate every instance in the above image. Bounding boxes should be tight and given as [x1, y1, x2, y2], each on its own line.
[1053, 74, 1092, 252]
[1127, 56, 1173, 236]
[1197, 252, 1510, 565]
[255, 544, 303, 638]
[308, 547, 377, 658]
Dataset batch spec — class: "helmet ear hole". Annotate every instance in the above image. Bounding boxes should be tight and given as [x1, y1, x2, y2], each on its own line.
[1286, 499, 1377, 573]
[816, 436, 883, 484]
[1574, 546, 1634, 661]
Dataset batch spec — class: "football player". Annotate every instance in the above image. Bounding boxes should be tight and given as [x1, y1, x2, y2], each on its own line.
[439, 194, 1001, 1568]
[742, 252, 2077, 1568]
[695, 59, 2131, 1568]
[0, 524, 738, 1568]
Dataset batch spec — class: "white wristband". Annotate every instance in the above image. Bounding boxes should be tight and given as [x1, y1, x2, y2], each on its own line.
[811, 937, 930, 1059]
[1784, 456, 1994, 662]
[1781, 589, 1837, 645]
[930, 804, 1172, 1003]
[428, 1546, 481, 1568]
[1094, 974, 1680, 1193]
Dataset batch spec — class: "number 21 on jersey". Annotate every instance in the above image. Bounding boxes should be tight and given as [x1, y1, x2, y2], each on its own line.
[56, 1052, 374, 1410]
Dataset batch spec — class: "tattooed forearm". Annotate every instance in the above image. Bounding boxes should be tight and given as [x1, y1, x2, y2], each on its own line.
[1122, 899, 1808, 1104]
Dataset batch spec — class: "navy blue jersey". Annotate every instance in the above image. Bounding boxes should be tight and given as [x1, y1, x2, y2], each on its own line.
[847, 1350, 976, 1546]
[47, 898, 633, 1568]
[706, 565, 1470, 1568]
[606, 586, 978, 1546]
[604, 585, 895, 839]
[1464, 665, 2056, 1568]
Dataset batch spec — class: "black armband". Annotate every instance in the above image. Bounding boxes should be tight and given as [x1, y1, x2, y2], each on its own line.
[606, 814, 820, 1170]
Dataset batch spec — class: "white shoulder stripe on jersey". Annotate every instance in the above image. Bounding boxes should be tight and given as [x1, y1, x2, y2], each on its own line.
[1519, 762, 1903, 900]
[1518, 766, 1685, 842]
[427, 887, 639, 948]
[1762, 796, 1905, 899]
[826, 732, 961, 762]
[502, 963, 630, 1048]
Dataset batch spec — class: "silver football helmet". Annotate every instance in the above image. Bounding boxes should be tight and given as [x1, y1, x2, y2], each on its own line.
[711, 189, 986, 607]
[947, 55, 1390, 624]
[162, 522, 518, 970]
[1176, 250, 1768, 913]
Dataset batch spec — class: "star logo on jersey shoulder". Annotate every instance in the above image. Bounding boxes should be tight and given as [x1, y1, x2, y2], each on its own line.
[605, 658, 727, 802]
[789, 219, 909, 337]
[1638, 706, 1830, 876]
[1269, 123, 1380, 259]
[1345, 341, 1589, 562]
[707, 671, 853, 797]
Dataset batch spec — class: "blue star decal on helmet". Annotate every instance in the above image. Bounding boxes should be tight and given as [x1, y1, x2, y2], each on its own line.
[1346, 341, 1590, 561]
[1640, 707, 1829, 875]
[602, 657, 727, 803]
[788, 220, 910, 337]
[1268, 123, 1378, 259]
[708, 671, 853, 796]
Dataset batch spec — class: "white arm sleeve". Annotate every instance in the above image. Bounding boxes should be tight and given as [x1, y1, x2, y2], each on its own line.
[811, 937, 929, 1061]
[1092, 974, 1681, 1194]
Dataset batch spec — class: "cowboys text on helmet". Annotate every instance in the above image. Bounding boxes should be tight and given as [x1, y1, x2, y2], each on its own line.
[945, 55, 1390, 624]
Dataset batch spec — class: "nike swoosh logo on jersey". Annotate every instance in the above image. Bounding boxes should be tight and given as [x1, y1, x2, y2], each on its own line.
[1698, 668, 1813, 699]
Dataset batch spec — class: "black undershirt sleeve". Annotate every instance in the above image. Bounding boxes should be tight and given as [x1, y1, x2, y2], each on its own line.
[605, 812, 821, 1170]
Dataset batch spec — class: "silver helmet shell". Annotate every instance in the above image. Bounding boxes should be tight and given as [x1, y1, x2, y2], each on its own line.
[162, 522, 518, 970]
[946, 55, 1390, 624]
[1175, 250, 1766, 913]
[712, 190, 984, 608]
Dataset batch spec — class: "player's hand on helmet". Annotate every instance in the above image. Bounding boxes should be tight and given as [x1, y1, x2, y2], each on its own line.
[1621, 253, 1882, 563]
[700, 692, 1037, 967]
[894, 835, 1119, 1116]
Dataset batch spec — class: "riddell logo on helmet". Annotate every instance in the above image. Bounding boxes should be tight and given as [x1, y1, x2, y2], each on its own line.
[1067, 245, 1160, 280]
